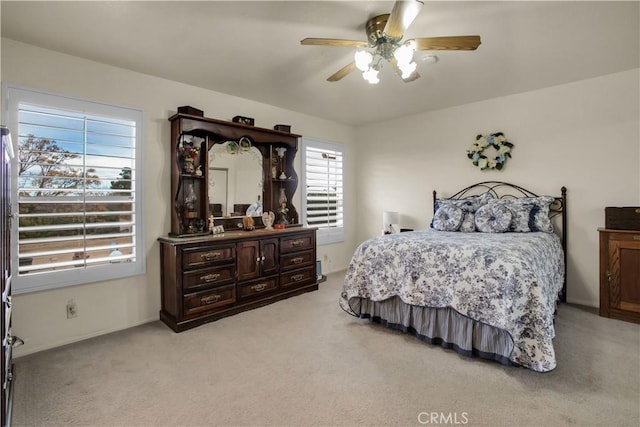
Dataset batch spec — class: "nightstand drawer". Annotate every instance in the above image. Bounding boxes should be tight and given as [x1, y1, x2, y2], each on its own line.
[183, 265, 235, 291]
[280, 250, 314, 271]
[238, 277, 278, 299]
[182, 245, 235, 269]
[280, 266, 315, 289]
[280, 233, 313, 253]
[184, 285, 236, 316]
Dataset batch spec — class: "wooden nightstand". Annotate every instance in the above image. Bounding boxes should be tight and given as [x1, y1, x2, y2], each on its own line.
[598, 228, 640, 323]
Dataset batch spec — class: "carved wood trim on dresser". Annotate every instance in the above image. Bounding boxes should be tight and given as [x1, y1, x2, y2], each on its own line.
[159, 227, 318, 332]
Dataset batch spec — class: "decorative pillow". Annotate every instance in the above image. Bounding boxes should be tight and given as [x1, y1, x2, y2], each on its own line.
[432, 205, 464, 231]
[474, 204, 513, 233]
[488, 196, 554, 233]
[436, 192, 493, 213]
[433, 192, 493, 232]
[488, 198, 531, 232]
[528, 196, 555, 232]
[458, 212, 476, 233]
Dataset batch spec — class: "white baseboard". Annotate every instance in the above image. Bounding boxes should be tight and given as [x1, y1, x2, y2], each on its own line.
[13, 316, 159, 359]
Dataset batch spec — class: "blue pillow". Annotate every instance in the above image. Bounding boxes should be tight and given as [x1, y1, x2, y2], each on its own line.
[432, 192, 493, 232]
[432, 205, 464, 231]
[474, 204, 513, 233]
[488, 197, 554, 232]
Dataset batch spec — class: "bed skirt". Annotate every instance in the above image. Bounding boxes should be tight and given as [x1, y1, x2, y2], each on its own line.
[346, 296, 517, 367]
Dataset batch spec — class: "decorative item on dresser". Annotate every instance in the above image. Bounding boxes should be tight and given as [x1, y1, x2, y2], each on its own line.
[599, 226, 640, 324]
[160, 110, 318, 332]
[273, 124, 291, 133]
[177, 105, 204, 117]
[232, 115, 255, 126]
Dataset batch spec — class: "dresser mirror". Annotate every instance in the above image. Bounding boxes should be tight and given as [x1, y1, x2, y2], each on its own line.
[208, 141, 263, 218]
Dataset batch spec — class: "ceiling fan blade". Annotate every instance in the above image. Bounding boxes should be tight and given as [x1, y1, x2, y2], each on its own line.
[327, 62, 357, 82]
[301, 38, 368, 48]
[390, 58, 420, 82]
[412, 36, 481, 51]
[383, 0, 424, 40]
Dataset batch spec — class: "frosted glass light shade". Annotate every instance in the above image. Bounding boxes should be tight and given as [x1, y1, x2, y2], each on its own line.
[399, 61, 417, 79]
[355, 50, 373, 71]
[362, 67, 379, 84]
[393, 43, 414, 65]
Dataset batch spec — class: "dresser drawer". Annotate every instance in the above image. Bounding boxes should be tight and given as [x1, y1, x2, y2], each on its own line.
[183, 265, 235, 291]
[280, 233, 314, 253]
[238, 277, 278, 300]
[280, 250, 314, 271]
[280, 266, 315, 289]
[182, 245, 235, 269]
[183, 285, 236, 316]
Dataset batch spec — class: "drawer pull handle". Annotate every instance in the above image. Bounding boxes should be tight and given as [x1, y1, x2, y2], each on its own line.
[291, 274, 305, 282]
[4, 295, 11, 308]
[201, 294, 221, 305]
[291, 240, 305, 247]
[636, 208, 640, 214]
[201, 252, 221, 261]
[201, 273, 221, 283]
[291, 257, 304, 264]
[634, 235, 640, 241]
[251, 283, 267, 292]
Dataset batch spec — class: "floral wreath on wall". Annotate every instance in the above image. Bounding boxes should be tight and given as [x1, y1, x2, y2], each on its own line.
[466, 132, 514, 170]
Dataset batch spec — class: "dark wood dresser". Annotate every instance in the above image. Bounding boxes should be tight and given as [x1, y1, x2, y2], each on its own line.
[599, 228, 640, 323]
[159, 227, 318, 332]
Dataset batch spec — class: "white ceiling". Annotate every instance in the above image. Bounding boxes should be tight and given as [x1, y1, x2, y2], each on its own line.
[1, 1, 638, 126]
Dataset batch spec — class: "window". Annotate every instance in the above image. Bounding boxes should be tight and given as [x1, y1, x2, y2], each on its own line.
[3, 85, 144, 294]
[302, 138, 344, 245]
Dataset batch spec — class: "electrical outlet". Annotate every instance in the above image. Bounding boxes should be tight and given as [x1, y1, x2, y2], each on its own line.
[66, 299, 78, 319]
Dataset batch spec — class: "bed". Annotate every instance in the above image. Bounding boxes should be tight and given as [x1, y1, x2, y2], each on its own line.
[340, 181, 567, 372]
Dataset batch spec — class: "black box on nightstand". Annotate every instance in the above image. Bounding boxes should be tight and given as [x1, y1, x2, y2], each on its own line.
[605, 207, 640, 230]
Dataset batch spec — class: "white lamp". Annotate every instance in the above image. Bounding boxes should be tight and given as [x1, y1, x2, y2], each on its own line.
[382, 211, 400, 234]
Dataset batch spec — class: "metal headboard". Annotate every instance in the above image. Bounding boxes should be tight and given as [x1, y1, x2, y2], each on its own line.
[432, 181, 567, 303]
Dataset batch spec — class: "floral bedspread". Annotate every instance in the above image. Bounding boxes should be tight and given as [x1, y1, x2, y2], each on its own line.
[340, 230, 565, 372]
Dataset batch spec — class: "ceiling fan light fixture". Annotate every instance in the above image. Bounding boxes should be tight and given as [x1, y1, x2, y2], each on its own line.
[399, 61, 417, 79]
[354, 50, 374, 72]
[301, 0, 480, 84]
[393, 43, 415, 65]
[362, 67, 380, 84]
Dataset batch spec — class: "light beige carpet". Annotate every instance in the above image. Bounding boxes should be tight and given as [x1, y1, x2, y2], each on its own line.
[11, 271, 640, 426]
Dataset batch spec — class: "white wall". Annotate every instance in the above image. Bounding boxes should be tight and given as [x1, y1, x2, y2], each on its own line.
[355, 69, 640, 307]
[1, 39, 357, 357]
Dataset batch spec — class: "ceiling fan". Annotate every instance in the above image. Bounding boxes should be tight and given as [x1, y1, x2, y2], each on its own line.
[300, 0, 481, 84]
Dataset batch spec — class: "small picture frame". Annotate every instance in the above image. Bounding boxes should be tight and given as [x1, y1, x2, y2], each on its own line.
[232, 115, 255, 126]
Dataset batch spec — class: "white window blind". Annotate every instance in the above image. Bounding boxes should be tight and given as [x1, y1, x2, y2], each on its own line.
[4, 85, 144, 293]
[303, 138, 344, 245]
